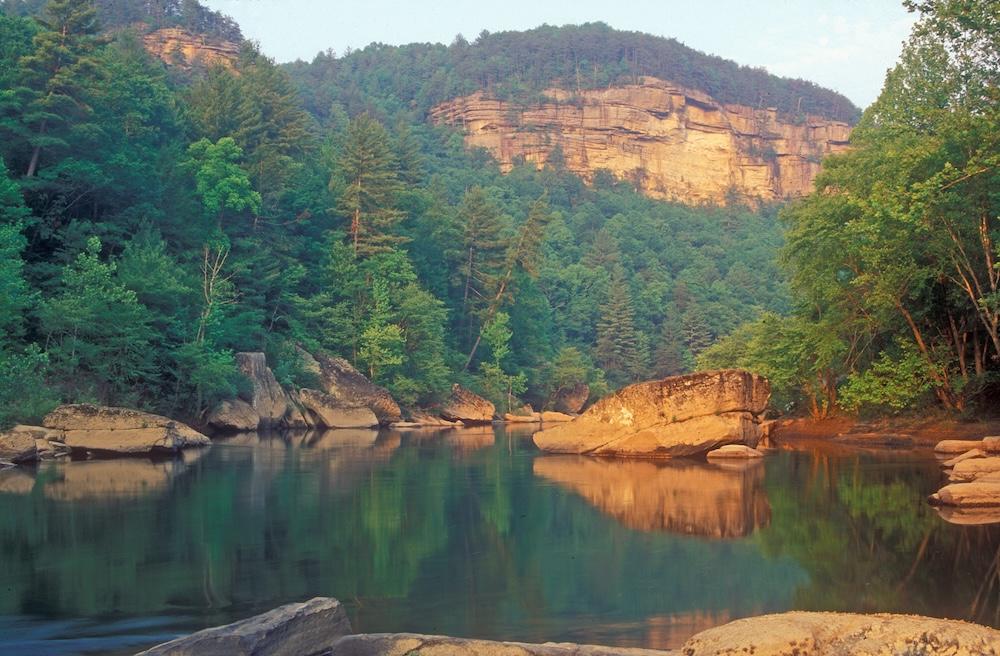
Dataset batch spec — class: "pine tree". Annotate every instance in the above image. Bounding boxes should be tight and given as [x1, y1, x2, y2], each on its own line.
[454, 185, 506, 345]
[16, 0, 100, 178]
[595, 265, 644, 384]
[334, 114, 405, 258]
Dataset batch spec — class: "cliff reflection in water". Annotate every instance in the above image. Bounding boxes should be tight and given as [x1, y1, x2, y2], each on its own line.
[533, 456, 770, 538]
[1, 427, 1000, 655]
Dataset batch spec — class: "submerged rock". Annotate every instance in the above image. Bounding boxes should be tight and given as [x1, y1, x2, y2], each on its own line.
[137, 597, 352, 656]
[297, 389, 379, 429]
[206, 398, 260, 433]
[312, 352, 402, 425]
[42, 405, 209, 455]
[533, 370, 769, 458]
[706, 444, 765, 459]
[681, 611, 1000, 656]
[440, 384, 496, 423]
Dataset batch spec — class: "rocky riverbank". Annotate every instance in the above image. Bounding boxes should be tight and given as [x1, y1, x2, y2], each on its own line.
[136, 597, 1000, 656]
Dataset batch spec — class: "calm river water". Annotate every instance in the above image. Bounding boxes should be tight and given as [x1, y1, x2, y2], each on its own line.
[0, 425, 997, 655]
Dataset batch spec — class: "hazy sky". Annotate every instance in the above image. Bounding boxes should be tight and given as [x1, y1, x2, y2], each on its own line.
[203, 0, 916, 108]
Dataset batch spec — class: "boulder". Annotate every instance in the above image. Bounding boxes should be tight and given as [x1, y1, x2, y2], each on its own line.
[0, 426, 45, 463]
[935, 439, 984, 454]
[707, 444, 765, 459]
[396, 412, 462, 428]
[931, 481, 1000, 507]
[553, 383, 590, 414]
[942, 448, 986, 469]
[42, 405, 209, 455]
[680, 611, 1000, 656]
[540, 411, 574, 423]
[949, 456, 1000, 482]
[313, 352, 402, 425]
[533, 370, 770, 458]
[235, 352, 288, 428]
[440, 384, 496, 423]
[297, 389, 379, 429]
[985, 436, 1000, 453]
[505, 413, 542, 423]
[282, 391, 316, 430]
[330, 634, 667, 655]
[136, 597, 352, 656]
[206, 399, 259, 433]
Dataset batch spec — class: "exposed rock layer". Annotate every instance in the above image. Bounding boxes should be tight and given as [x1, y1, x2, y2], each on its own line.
[141, 27, 239, 70]
[533, 370, 770, 457]
[430, 77, 852, 206]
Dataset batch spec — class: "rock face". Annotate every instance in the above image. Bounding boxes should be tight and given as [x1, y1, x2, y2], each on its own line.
[141, 27, 239, 71]
[137, 597, 352, 656]
[533, 456, 770, 538]
[430, 77, 851, 207]
[553, 383, 590, 414]
[236, 352, 290, 428]
[312, 353, 403, 425]
[440, 384, 496, 423]
[0, 427, 46, 463]
[297, 389, 379, 429]
[42, 405, 209, 455]
[680, 611, 1000, 656]
[533, 370, 770, 458]
[206, 399, 260, 433]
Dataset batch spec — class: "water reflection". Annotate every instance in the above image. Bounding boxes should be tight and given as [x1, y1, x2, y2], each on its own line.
[533, 456, 770, 537]
[0, 428, 998, 655]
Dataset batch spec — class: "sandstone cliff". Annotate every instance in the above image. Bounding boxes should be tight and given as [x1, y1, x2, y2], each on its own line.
[142, 27, 239, 71]
[430, 77, 851, 206]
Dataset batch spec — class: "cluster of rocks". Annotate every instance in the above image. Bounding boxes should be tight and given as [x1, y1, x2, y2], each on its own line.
[930, 437, 1000, 522]
[136, 597, 1000, 656]
[206, 350, 587, 434]
[533, 370, 770, 459]
[1, 405, 210, 463]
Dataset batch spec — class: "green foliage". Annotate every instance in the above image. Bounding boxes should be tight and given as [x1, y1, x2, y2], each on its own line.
[839, 341, 936, 414]
[185, 137, 261, 224]
[478, 312, 527, 413]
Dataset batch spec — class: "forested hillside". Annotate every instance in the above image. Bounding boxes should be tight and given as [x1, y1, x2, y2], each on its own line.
[701, 0, 1000, 418]
[285, 22, 860, 124]
[0, 0, 799, 427]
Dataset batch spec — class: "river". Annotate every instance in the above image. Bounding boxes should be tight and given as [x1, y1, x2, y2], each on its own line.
[0, 425, 997, 655]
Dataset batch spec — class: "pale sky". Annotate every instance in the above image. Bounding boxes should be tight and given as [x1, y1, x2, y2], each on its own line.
[203, 0, 916, 108]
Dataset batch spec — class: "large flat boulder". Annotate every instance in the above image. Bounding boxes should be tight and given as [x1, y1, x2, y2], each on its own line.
[136, 597, 352, 656]
[935, 439, 984, 454]
[236, 352, 289, 428]
[949, 456, 1000, 482]
[681, 611, 1000, 656]
[440, 384, 495, 423]
[42, 405, 209, 455]
[931, 481, 1000, 507]
[311, 352, 402, 425]
[533, 370, 770, 458]
[297, 389, 379, 428]
[206, 398, 260, 433]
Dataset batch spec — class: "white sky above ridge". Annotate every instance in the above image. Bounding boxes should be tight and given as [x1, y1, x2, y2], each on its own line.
[203, 0, 916, 108]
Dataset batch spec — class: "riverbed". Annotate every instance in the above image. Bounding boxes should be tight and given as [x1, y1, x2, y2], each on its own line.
[0, 425, 996, 655]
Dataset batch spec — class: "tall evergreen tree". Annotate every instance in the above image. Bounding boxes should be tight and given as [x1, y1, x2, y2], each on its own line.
[334, 114, 405, 258]
[595, 265, 644, 384]
[453, 185, 506, 345]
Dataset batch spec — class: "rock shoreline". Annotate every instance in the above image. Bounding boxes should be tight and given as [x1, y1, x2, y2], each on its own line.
[136, 597, 1000, 656]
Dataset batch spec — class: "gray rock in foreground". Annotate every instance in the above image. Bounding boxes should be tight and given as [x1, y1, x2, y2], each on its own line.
[136, 597, 351, 656]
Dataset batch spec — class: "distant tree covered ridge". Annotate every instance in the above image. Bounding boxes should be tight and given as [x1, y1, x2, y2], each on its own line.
[0, 0, 791, 428]
[286, 22, 861, 124]
[1, 0, 242, 40]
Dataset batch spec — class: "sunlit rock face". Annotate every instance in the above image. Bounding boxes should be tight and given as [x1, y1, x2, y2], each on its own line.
[534, 456, 770, 538]
[141, 27, 239, 70]
[430, 77, 851, 206]
[533, 370, 770, 458]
